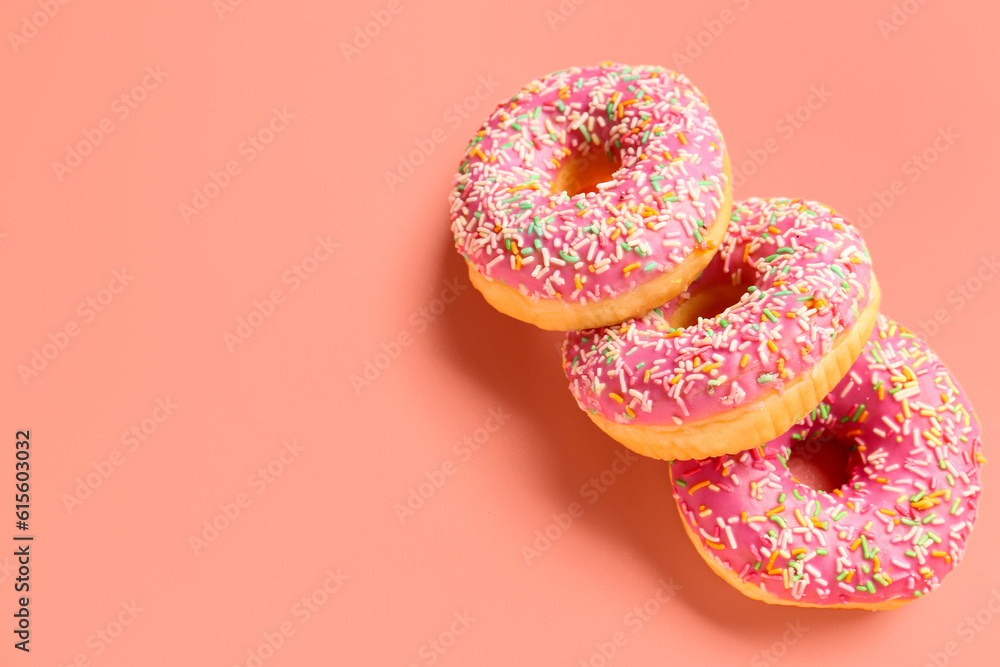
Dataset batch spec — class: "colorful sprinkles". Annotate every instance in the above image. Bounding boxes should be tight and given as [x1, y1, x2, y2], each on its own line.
[450, 63, 728, 305]
[669, 315, 984, 605]
[562, 197, 876, 425]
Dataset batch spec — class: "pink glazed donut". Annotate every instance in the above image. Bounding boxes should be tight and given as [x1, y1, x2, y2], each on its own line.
[563, 197, 881, 460]
[450, 62, 732, 331]
[670, 315, 984, 609]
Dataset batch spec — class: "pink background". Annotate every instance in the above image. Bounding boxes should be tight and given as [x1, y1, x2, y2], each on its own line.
[3, 0, 999, 665]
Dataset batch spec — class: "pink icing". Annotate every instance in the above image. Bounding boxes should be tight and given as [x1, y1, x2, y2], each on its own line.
[449, 63, 727, 304]
[563, 197, 875, 424]
[670, 315, 984, 605]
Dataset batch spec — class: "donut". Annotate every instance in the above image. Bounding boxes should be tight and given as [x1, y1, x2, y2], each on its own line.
[562, 197, 880, 460]
[669, 315, 984, 609]
[450, 62, 732, 331]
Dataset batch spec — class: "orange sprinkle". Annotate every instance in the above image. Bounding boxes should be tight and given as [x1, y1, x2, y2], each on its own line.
[609, 393, 624, 403]
[740, 354, 750, 368]
[767, 340, 778, 352]
[765, 504, 785, 517]
[623, 262, 641, 275]
[677, 132, 687, 145]
[688, 480, 711, 494]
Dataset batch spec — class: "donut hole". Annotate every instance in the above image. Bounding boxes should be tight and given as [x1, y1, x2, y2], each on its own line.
[786, 434, 856, 493]
[667, 281, 751, 328]
[554, 150, 622, 196]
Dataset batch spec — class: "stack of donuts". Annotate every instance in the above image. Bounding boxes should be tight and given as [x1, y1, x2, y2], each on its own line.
[449, 63, 984, 609]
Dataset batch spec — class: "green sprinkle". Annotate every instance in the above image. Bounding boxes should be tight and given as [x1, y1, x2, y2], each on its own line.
[559, 250, 580, 262]
[763, 309, 778, 322]
[757, 373, 777, 384]
[830, 264, 846, 279]
[643, 261, 658, 271]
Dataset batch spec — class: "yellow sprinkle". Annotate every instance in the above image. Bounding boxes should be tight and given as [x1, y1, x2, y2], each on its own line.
[609, 393, 624, 403]
[623, 262, 641, 275]
[794, 508, 809, 528]
[767, 340, 778, 352]
[740, 354, 750, 368]
[677, 132, 687, 144]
